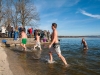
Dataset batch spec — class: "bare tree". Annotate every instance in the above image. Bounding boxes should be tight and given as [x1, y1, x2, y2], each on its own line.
[17, 0, 40, 27]
[2, 0, 13, 27]
[10, 0, 19, 27]
[0, 0, 40, 28]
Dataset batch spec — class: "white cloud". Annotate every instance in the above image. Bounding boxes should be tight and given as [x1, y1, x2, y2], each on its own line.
[66, 0, 80, 7]
[53, 0, 67, 8]
[80, 9, 100, 19]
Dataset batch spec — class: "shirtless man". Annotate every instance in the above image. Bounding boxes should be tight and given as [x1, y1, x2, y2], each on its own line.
[49, 23, 68, 66]
[20, 29, 27, 51]
[81, 38, 88, 49]
[34, 32, 42, 50]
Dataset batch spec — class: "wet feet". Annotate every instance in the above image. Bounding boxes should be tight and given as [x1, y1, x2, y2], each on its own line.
[47, 60, 56, 64]
[31, 48, 36, 51]
[64, 64, 70, 67]
[22, 48, 27, 52]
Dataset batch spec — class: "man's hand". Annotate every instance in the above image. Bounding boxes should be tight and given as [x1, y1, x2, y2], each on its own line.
[49, 44, 52, 49]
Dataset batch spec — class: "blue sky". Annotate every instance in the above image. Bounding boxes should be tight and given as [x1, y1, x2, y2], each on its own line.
[33, 0, 100, 36]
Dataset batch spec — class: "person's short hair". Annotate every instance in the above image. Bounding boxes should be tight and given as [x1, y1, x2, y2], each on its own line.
[21, 29, 25, 32]
[35, 31, 38, 35]
[52, 23, 57, 28]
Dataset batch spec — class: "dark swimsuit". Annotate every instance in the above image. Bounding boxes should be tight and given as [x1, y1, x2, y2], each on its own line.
[53, 43, 60, 48]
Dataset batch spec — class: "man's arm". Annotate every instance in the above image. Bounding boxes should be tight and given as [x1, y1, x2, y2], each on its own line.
[85, 41, 87, 46]
[85, 41, 88, 49]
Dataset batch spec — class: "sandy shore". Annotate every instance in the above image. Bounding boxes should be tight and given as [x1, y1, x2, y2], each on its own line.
[0, 43, 13, 75]
[0, 43, 26, 75]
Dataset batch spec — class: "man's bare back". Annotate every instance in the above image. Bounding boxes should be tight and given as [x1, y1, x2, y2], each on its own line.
[34, 32, 42, 50]
[36, 35, 40, 42]
[21, 32, 27, 38]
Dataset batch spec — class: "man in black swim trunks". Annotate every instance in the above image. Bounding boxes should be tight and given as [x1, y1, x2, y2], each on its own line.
[48, 23, 68, 66]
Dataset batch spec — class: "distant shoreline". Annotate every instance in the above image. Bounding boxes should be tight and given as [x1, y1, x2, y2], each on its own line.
[58, 36, 100, 38]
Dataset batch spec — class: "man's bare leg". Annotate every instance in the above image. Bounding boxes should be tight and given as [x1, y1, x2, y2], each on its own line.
[34, 45, 37, 50]
[20, 44, 26, 51]
[49, 52, 53, 62]
[39, 46, 42, 50]
[20, 44, 24, 49]
[57, 53, 68, 65]
[23, 44, 26, 51]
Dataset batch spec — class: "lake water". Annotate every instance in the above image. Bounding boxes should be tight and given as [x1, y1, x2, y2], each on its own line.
[6, 38, 100, 75]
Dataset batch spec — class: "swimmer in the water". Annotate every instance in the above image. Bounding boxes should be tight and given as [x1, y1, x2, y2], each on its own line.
[81, 38, 88, 49]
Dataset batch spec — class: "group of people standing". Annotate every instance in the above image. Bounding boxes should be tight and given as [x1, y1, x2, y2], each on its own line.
[0, 25, 51, 43]
[1, 25, 13, 38]
[0, 25, 26, 39]
[33, 29, 51, 42]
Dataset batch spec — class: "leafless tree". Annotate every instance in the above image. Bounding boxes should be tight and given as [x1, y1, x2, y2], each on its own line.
[0, 0, 12, 27]
[17, 0, 40, 27]
[0, 0, 40, 28]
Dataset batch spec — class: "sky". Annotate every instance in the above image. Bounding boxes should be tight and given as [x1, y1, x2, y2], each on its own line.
[33, 0, 100, 36]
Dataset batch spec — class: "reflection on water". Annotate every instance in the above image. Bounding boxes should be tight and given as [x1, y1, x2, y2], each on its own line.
[7, 38, 100, 75]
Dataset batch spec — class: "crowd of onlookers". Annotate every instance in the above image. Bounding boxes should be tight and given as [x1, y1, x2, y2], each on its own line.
[0, 25, 51, 42]
[0, 25, 25, 38]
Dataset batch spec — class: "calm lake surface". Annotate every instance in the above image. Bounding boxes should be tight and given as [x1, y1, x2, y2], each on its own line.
[6, 38, 100, 75]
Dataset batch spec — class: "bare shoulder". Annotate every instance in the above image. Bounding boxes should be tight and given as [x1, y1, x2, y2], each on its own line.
[54, 30, 57, 33]
[54, 30, 57, 34]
